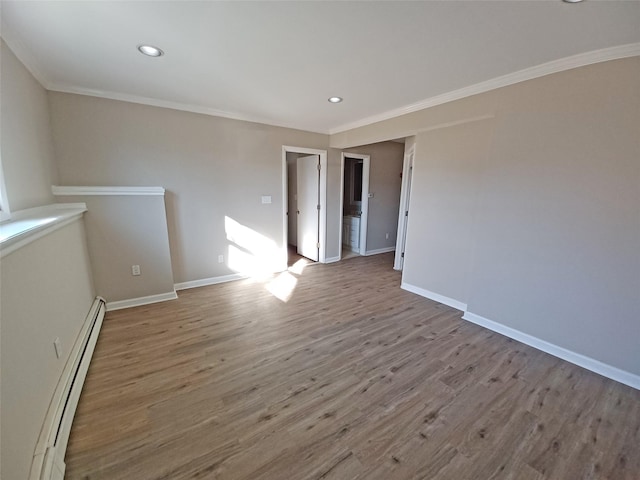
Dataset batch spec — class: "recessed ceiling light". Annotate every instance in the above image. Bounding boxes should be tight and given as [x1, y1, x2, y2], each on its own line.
[562, 0, 584, 3]
[137, 44, 164, 57]
[328, 96, 343, 103]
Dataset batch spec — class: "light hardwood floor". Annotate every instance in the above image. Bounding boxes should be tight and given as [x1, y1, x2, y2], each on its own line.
[65, 253, 640, 479]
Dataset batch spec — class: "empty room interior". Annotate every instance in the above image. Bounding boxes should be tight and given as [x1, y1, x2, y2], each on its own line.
[1, 1, 639, 479]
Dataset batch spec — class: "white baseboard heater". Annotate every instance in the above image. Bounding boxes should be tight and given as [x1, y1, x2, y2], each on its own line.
[29, 296, 106, 480]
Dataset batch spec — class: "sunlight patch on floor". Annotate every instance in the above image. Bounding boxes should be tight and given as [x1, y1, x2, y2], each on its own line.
[265, 271, 298, 302]
[288, 257, 310, 275]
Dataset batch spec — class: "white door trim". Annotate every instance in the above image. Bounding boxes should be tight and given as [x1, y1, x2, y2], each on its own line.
[339, 152, 370, 257]
[359, 156, 370, 256]
[394, 145, 415, 270]
[282, 146, 327, 267]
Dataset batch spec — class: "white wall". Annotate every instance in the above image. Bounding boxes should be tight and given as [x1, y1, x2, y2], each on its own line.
[48, 93, 329, 284]
[0, 40, 58, 211]
[337, 57, 640, 378]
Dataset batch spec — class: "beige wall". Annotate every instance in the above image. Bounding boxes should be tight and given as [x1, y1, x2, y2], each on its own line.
[340, 57, 640, 376]
[403, 120, 495, 304]
[55, 195, 175, 302]
[344, 142, 404, 252]
[0, 41, 96, 479]
[463, 58, 640, 374]
[48, 93, 329, 283]
[326, 148, 343, 260]
[0, 219, 96, 480]
[0, 40, 58, 211]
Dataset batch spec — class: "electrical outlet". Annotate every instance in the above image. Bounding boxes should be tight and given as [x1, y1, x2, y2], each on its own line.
[132, 264, 141, 276]
[385, 233, 390, 240]
[53, 337, 61, 359]
[218, 255, 224, 263]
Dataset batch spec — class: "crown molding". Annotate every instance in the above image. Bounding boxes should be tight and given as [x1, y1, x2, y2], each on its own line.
[46, 83, 328, 135]
[3, 31, 316, 133]
[1, 33, 52, 90]
[328, 43, 640, 135]
[4, 30, 638, 138]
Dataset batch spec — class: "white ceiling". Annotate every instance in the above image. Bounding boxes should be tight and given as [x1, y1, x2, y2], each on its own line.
[2, 1, 639, 134]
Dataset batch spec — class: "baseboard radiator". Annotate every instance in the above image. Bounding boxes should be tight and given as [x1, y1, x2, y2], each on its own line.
[29, 296, 106, 480]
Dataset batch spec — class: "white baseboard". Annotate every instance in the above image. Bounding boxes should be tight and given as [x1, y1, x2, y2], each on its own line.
[174, 273, 247, 291]
[324, 256, 340, 264]
[401, 282, 467, 312]
[462, 311, 640, 391]
[401, 281, 640, 390]
[30, 297, 106, 480]
[106, 291, 178, 311]
[365, 246, 396, 256]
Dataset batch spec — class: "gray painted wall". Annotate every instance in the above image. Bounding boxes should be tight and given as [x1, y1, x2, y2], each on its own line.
[48, 93, 329, 283]
[0, 41, 96, 480]
[326, 148, 343, 260]
[1, 220, 95, 480]
[403, 120, 494, 305]
[0, 41, 58, 210]
[342, 58, 640, 376]
[54, 194, 175, 302]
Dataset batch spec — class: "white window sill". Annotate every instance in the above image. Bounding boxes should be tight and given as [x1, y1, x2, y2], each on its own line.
[0, 203, 87, 258]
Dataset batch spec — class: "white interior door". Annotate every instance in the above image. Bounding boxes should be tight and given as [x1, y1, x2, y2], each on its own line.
[296, 155, 320, 261]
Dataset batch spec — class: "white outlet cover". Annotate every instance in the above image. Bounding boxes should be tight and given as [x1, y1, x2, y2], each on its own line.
[261, 195, 272, 204]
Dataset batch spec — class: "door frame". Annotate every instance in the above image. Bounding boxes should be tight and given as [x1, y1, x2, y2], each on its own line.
[282, 146, 327, 268]
[338, 152, 370, 258]
[394, 145, 415, 270]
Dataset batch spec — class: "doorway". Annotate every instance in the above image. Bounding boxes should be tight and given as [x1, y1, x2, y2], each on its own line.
[282, 146, 328, 268]
[339, 153, 370, 260]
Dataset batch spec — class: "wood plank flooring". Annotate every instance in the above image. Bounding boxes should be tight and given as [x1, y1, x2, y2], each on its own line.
[65, 253, 640, 479]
